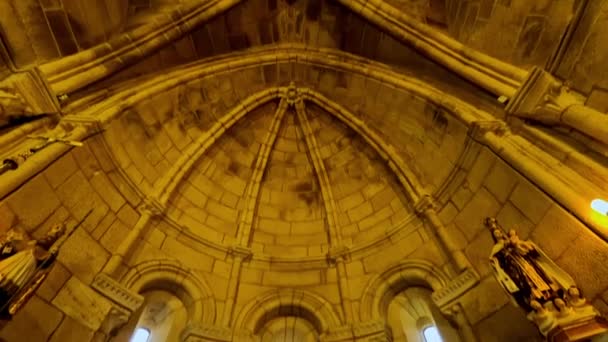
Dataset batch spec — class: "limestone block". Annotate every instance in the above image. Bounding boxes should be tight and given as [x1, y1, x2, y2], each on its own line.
[0, 295, 63, 342]
[56, 171, 109, 231]
[531, 205, 583, 259]
[262, 270, 321, 287]
[450, 186, 474, 211]
[483, 159, 519, 204]
[160, 236, 214, 272]
[556, 232, 608, 299]
[90, 173, 126, 212]
[6, 174, 61, 231]
[100, 219, 130, 252]
[0, 203, 16, 233]
[474, 303, 543, 342]
[49, 316, 95, 342]
[496, 202, 534, 238]
[116, 204, 140, 227]
[508, 179, 552, 224]
[362, 231, 423, 272]
[459, 276, 509, 325]
[464, 229, 495, 278]
[409, 238, 447, 266]
[91, 212, 116, 241]
[240, 267, 264, 284]
[44, 152, 78, 189]
[36, 261, 71, 302]
[58, 229, 110, 284]
[147, 228, 166, 248]
[454, 187, 501, 241]
[52, 277, 113, 331]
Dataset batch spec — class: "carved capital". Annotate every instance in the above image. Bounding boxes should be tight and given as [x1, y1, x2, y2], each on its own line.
[0, 70, 59, 120]
[228, 245, 253, 261]
[326, 245, 350, 264]
[60, 116, 104, 136]
[506, 67, 581, 123]
[468, 120, 509, 141]
[92, 273, 144, 312]
[137, 197, 164, 217]
[432, 268, 480, 310]
[414, 194, 436, 215]
[99, 305, 130, 338]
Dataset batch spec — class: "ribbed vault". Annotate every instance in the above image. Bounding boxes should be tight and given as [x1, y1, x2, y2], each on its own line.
[100, 70, 470, 258]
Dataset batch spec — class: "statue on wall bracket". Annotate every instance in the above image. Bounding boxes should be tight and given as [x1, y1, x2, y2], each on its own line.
[485, 217, 608, 342]
[0, 210, 91, 320]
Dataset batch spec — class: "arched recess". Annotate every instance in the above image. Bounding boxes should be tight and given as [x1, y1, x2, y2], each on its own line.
[360, 259, 450, 322]
[233, 289, 343, 335]
[121, 259, 217, 325]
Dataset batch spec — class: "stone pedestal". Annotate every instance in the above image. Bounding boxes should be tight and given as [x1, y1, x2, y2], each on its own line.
[547, 316, 608, 342]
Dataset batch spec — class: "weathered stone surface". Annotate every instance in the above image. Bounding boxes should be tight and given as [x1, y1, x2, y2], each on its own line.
[52, 277, 113, 331]
[57, 229, 110, 284]
[6, 174, 61, 231]
[0, 295, 63, 342]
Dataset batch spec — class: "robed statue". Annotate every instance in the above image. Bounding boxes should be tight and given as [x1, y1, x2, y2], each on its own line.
[0, 224, 64, 319]
[0, 210, 90, 320]
[485, 218, 608, 340]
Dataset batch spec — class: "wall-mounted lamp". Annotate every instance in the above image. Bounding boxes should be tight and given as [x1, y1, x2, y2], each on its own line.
[591, 199, 608, 216]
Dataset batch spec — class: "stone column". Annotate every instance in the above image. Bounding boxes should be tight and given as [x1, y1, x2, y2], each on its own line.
[102, 198, 162, 277]
[506, 66, 608, 146]
[220, 246, 252, 326]
[328, 246, 355, 324]
[415, 195, 471, 274]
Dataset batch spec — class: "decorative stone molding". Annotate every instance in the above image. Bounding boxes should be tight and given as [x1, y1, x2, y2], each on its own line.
[137, 197, 164, 218]
[326, 245, 351, 264]
[99, 305, 131, 338]
[0, 70, 59, 121]
[352, 319, 392, 339]
[181, 323, 235, 342]
[92, 273, 144, 312]
[467, 120, 509, 142]
[413, 194, 436, 215]
[431, 268, 480, 310]
[320, 320, 392, 342]
[506, 67, 580, 123]
[280, 82, 303, 106]
[227, 245, 253, 261]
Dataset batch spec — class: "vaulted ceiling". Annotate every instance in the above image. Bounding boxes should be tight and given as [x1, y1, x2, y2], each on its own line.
[1, 0, 601, 259]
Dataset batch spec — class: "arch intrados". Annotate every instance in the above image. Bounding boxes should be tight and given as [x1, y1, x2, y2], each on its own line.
[234, 289, 343, 334]
[122, 259, 216, 324]
[360, 260, 450, 322]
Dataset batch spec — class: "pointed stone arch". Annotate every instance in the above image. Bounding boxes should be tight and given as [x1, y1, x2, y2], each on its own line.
[121, 259, 217, 325]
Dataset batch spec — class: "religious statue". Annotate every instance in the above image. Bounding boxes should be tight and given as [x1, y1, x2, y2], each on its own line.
[0, 210, 91, 320]
[0, 224, 65, 319]
[486, 218, 608, 341]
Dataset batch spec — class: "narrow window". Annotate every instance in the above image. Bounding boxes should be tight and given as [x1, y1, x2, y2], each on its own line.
[131, 328, 151, 342]
[423, 326, 443, 342]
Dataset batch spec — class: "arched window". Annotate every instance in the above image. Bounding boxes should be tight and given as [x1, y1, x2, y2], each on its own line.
[422, 325, 443, 342]
[130, 328, 151, 342]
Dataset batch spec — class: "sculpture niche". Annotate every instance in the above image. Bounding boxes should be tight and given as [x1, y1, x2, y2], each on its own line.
[485, 218, 608, 341]
[0, 211, 90, 320]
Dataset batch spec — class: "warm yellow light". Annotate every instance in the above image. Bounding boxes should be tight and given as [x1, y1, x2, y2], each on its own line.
[591, 199, 608, 216]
